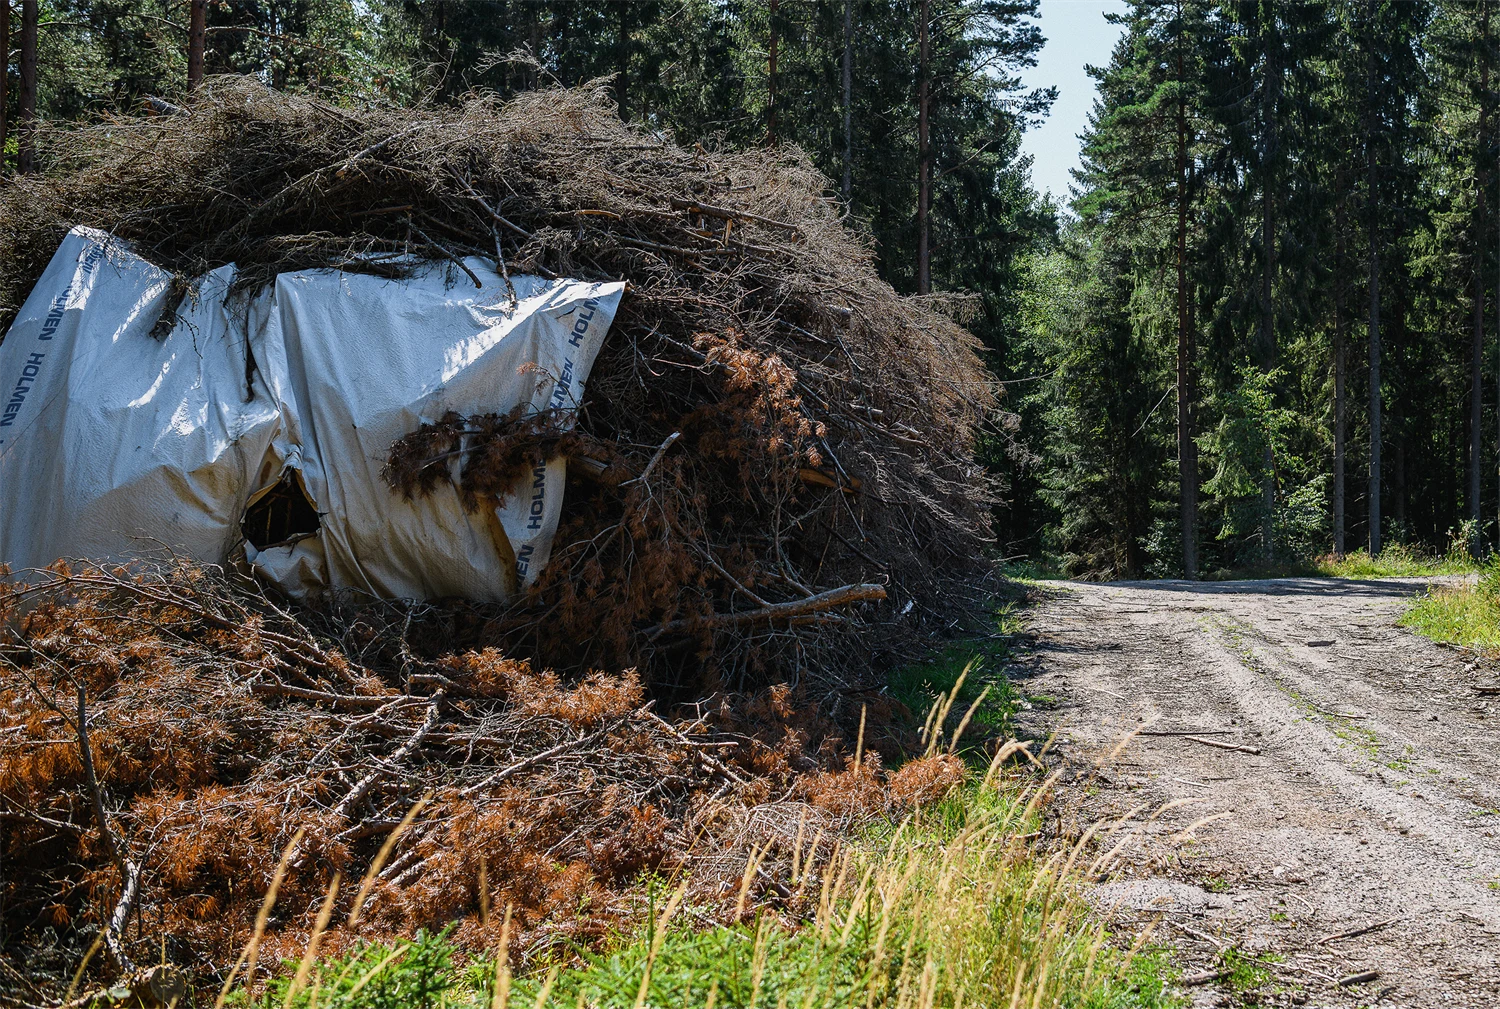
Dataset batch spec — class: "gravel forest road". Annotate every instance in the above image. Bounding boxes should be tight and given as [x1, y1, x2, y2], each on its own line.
[1013, 577, 1500, 1009]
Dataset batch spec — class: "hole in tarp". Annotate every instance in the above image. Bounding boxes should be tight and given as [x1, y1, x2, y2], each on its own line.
[242, 472, 320, 550]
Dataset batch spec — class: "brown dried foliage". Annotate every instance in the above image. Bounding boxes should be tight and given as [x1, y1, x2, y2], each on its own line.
[798, 753, 966, 825]
[0, 563, 963, 998]
[0, 79, 1000, 691]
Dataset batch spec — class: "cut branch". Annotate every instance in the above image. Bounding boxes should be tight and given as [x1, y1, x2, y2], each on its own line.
[332, 695, 442, 822]
[646, 582, 886, 639]
[1182, 735, 1262, 755]
[669, 196, 802, 236]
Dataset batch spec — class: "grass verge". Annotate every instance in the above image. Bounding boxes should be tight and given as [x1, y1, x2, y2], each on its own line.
[1200, 541, 1484, 582]
[885, 601, 1036, 741]
[1399, 567, 1500, 650]
[244, 761, 1182, 1009]
[1312, 543, 1483, 579]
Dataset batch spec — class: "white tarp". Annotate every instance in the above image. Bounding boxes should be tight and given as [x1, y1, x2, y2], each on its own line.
[0, 227, 624, 601]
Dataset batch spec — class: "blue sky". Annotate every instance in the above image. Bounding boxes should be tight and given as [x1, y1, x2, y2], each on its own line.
[1018, 1, 1128, 205]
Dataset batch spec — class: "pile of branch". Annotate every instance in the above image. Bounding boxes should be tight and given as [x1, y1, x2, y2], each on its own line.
[0, 562, 964, 1000]
[0, 77, 1000, 690]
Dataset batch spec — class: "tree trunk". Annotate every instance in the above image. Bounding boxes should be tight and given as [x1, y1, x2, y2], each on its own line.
[17, 0, 36, 175]
[1367, 39, 1382, 556]
[0, 0, 9, 175]
[916, 0, 931, 295]
[1175, 35, 1197, 578]
[187, 0, 207, 92]
[1334, 167, 1347, 557]
[1474, 174, 1487, 547]
[1393, 426, 1406, 533]
[842, 0, 853, 203]
[616, 1, 629, 121]
[1259, 13, 1280, 562]
[767, 0, 779, 144]
[1476, 1, 1490, 551]
[1369, 257, 1382, 559]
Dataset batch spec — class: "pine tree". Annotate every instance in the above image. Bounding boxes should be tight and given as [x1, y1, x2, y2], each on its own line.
[1427, 0, 1497, 550]
[1063, 0, 1223, 575]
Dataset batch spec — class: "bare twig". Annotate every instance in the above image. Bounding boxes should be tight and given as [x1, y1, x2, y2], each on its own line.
[458, 710, 639, 797]
[412, 224, 483, 288]
[1181, 735, 1263, 756]
[623, 431, 682, 487]
[332, 695, 443, 822]
[1320, 917, 1400, 944]
[645, 711, 748, 787]
[670, 196, 803, 236]
[76, 685, 140, 973]
[1181, 968, 1230, 986]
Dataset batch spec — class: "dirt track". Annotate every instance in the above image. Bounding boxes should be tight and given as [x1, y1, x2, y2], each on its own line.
[1014, 577, 1500, 1008]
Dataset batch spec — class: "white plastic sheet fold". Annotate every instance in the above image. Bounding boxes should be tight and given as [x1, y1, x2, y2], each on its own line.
[0, 227, 624, 601]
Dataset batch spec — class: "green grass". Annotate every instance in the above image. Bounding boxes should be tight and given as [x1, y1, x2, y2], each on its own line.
[886, 602, 1032, 742]
[1399, 567, 1500, 650]
[1313, 542, 1484, 578]
[999, 556, 1069, 582]
[1202, 544, 1482, 582]
[245, 772, 1186, 1009]
[1218, 948, 1278, 994]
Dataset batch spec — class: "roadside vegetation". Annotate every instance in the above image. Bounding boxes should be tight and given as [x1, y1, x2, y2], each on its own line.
[1400, 567, 1500, 651]
[1005, 540, 1486, 584]
[1314, 542, 1486, 580]
[11, 579, 1186, 1009]
[239, 757, 1181, 1009]
[201, 605, 1183, 1009]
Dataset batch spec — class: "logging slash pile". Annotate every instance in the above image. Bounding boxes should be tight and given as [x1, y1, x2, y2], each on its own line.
[0, 78, 997, 998]
[0, 77, 998, 691]
[0, 563, 966, 997]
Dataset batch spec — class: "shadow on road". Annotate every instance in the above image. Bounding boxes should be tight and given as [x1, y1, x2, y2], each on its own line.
[1098, 576, 1445, 598]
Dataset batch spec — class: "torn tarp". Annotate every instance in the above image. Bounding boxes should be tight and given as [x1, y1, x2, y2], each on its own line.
[0, 227, 624, 601]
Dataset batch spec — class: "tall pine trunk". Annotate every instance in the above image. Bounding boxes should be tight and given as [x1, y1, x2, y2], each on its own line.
[1175, 38, 1197, 578]
[17, 0, 36, 175]
[616, 2, 630, 122]
[187, 0, 207, 92]
[1476, 2, 1490, 551]
[0, 0, 9, 174]
[1367, 38, 1382, 556]
[842, 0, 853, 202]
[1334, 168, 1348, 557]
[0, 0, 8, 175]
[916, 0, 931, 294]
[767, 0, 779, 144]
[1259, 15, 1280, 562]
